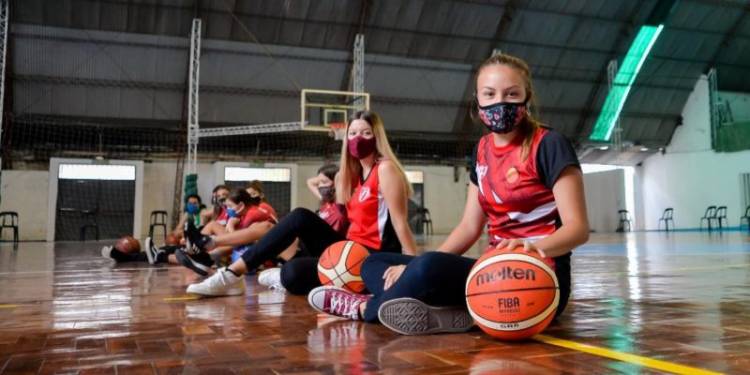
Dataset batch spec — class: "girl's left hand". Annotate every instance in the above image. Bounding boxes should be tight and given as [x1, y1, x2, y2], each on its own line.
[383, 265, 407, 291]
[496, 239, 547, 258]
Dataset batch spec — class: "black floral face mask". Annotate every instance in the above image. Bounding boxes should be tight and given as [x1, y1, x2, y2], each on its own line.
[478, 102, 527, 134]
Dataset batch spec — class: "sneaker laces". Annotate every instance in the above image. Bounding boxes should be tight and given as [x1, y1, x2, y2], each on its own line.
[327, 291, 367, 320]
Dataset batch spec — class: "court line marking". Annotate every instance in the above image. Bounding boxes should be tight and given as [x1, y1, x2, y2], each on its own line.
[0, 304, 19, 309]
[163, 295, 201, 302]
[534, 334, 723, 375]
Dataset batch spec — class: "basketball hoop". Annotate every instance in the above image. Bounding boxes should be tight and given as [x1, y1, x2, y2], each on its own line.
[329, 122, 346, 141]
[300, 89, 368, 140]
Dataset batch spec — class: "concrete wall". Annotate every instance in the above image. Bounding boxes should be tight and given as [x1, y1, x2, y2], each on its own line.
[583, 169, 626, 233]
[0, 171, 50, 240]
[404, 165, 469, 234]
[639, 75, 750, 230]
[1, 159, 470, 241]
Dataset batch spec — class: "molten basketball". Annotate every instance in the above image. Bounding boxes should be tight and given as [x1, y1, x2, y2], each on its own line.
[465, 247, 559, 341]
[115, 235, 141, 254]
[317, 241, 370, 293]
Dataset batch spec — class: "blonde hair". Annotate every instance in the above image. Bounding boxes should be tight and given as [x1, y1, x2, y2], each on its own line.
[472, 53, 542, 160]
[336, 110, 413, 203]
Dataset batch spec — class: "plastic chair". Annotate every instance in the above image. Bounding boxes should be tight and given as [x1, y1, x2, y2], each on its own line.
[699, 206, 717, 232]
[149, 210, 168, 241]
[0, 212, 19, 243]
[716, 206, 728, 231]
[79, 209, 99, 241]
[740, 205, 750, 232]
[617, 210, 631, 232]
[658, 208, 674, 232]
[417, 208, 433, 235]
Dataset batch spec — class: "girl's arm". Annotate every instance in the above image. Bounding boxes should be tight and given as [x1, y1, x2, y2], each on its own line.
[173, 212, 187, 234]
[499, 166, 589, 258]
[437, 184, 487, 255]
[379, 161, 417, 255]
[333, 172, 346, 205]
[306, 175, 323, 200]
[225, 217, 239, 233]
[199, 208, 213, 226]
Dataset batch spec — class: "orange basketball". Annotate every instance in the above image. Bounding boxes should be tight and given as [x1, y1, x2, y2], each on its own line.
[465, 247, 559, 341]
[317, 241, 370, 293]
[165, 233, 180, 246]
[115, 235, 141, 254]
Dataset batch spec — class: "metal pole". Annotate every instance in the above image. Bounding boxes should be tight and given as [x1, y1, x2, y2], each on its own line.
[607, 59, 622, 151]
[187, 18, 201, 176]
[351, 33, 365, 115]
[0, 0, 9, 177]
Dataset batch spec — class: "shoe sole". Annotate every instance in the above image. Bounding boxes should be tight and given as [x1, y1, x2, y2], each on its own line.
[101, 246, 112, 259]
[175, 250, 210, 276]
[378, 298, 474, 335]
[145, 237, 155, 265]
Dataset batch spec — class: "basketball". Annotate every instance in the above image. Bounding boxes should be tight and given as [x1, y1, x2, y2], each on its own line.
[465, 247, 559, 341]
[165, 233, 180, 246]
[115, 235, 141, 254]
[317, 241, 370, 293]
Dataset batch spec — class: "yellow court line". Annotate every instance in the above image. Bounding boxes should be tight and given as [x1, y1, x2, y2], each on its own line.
[163, 295, 201, 302]
[0, 304, 19, 309]
[534, 334, 723, 375]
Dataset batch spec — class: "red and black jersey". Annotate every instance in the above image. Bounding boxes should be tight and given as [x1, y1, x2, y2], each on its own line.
[215, 208, 229, 226]
[259, 202, 278, 224]
[319, 201, 349, 236]
[470, 127, 580, 246]
[237, 204, 275, 230]
[345, 162, 400, 251]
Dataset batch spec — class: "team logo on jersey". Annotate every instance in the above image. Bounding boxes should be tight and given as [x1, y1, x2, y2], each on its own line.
[319, 211, 330, 219]
[359, 187, 371, 202]
[506, 167, 519, 184]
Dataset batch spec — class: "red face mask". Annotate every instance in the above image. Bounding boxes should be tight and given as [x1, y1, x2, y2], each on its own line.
[348, 136, 377, 159]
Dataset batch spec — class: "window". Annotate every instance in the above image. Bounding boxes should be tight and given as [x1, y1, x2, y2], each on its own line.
[58, 164, 136, 180]
[224, 167, 290, 182]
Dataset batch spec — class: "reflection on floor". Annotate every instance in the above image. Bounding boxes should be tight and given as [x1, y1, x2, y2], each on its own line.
[0, 232, 749, 374]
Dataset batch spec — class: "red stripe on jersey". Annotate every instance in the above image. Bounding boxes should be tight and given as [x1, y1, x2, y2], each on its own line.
[475, 128, 558, 245]
[346, 162, 388, 250]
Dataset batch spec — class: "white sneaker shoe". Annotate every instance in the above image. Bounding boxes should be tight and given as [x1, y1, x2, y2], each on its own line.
[257, 268, 286, 292]
[186, 268, 246, 296]
[101, 246, 113, 259]
[145, 237, 156, 265]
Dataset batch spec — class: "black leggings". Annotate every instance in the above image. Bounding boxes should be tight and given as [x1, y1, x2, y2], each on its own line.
[240, 208, 344, 294]
[265, 208, 402, 295]
[360, 251, 571, 323]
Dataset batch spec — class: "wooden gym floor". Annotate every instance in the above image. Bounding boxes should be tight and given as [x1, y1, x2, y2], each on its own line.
[0, 231, 749, 374]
